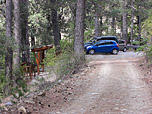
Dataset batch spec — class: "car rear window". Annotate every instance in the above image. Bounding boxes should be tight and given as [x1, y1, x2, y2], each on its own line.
[119, 40, 125, 44]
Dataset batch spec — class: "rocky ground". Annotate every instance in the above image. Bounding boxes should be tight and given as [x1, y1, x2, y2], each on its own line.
[1, 51, 152, 114]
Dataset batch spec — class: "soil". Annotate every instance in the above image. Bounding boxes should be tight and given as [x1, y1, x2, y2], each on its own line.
[1, 51, 152, 114]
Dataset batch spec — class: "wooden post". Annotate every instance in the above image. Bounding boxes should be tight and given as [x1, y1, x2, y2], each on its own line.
[29, 65, 32, 79]
[37, 51, 40, 75]
[42, 51, 44, 72]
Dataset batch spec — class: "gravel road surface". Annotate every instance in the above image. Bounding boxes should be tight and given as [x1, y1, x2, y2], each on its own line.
[48, 51, 152, 114]
[5, 51, 152, 114]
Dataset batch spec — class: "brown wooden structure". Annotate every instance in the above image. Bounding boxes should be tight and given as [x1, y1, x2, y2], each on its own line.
[31, 44, 53, 75]
[21, 62, 36, 79]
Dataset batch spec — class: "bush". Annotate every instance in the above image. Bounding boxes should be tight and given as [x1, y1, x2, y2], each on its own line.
[0, 33, 6, 101]
[0, 69, 5, 102]
[0, 33, 27, 100]
[43, 40, 85, 80]
[145, 45, 152, 63]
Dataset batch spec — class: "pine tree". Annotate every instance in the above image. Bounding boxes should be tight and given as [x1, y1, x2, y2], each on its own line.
[5, 0, 13, 95]
[74, 0, 85, 60]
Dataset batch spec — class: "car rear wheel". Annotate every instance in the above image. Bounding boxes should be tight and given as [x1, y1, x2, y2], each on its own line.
[123, 47, 127, 52]
[89, 49, 95, 55]
[112, 49, 118, 55]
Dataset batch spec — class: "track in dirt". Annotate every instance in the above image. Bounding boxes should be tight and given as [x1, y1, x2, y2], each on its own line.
[46, 52, 152, 114]
[4, 52, 152, 114]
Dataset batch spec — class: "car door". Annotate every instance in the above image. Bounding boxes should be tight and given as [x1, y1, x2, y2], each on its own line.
[103, 42, 114, 52]
[94, 42, 106, 52]
[118, 40, 125, 51]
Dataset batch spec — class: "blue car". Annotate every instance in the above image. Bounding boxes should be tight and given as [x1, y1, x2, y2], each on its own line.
[85, 40, 119, 55]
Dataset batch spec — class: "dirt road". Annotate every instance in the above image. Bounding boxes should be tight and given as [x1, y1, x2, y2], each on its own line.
[4, 52, 152, 114]
[46, 52, 152, 114]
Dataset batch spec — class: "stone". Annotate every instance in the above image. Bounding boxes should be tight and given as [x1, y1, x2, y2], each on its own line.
[18, 106, 27, 114]
[24, 100, 35, 104]
[38, 91, 46, 97]
[5, 102, 12, 106]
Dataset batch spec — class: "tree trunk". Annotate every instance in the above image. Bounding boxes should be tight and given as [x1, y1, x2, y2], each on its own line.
[5, 0, 13, 95]
[74, 0, 85, 60]
[95, 13, 99, 37]
[130, 0, 134, 43]
[105, 16, 109, 34]
[138, 6, 141, 41]
[112, 17, 116, 35]
[100, 16, 103, 35]
[20, 0, 30, 64]
[122, 0, 128, 43]
[122, 13, 128, 42]
[31, 34, 35, 47]
[51, 9, 61, 52]
[13, 0, 21, 69]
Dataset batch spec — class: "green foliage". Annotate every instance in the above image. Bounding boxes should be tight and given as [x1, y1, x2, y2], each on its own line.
[10, 66, 28, 99]
[43, 39, 84, 79]
[28, 0, 54, 46]
[0, 69, 5, 101]
[43, 47, 57, 67]
[0, 33, 6, 101]
[0, 32, 27, 100]
[131, 41, 140, 45]
[141, 10, 152, 62]
[146, 45, 152, 58]
[60, 39, 74, 51]
[137, 43, 152, 63]
[84, 19, 94, 41]
[63, 21, 75, 40]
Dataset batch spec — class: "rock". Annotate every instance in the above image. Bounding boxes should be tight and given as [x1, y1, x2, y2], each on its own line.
[18, 106, 27, 114]
[33, 107, 38, 111]
[58, 80, 62, 83]
[5, 102, 12, 106]
[38, 91, 46, 97]
[24, 100, 35, 104]
[149, 80, 152, 83]
[15, 93, 19, 98]
[80, 72, 85, 76]
[4, 107, 8, 111]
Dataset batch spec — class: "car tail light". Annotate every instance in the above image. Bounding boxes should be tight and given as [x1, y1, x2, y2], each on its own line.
[117, 44, 119, 47]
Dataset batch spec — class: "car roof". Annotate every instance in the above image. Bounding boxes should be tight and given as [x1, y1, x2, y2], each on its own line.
[96, 36, 117, 39]
[96, 40, 116, 43]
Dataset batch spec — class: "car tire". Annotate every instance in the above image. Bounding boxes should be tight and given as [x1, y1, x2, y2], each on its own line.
[89, 49, 95, 55]
[112, 49, 118, 55]
[123, 47, 127, 52]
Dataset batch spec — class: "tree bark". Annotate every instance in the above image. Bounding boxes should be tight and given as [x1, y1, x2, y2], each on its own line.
[31, 35, 35, 47]
[20, 0, 30, 64]
[95, 13, 100, 37]
[52, 9, 61, 52]
[100, 16, 103, 35]
[112, 17, 116, 35]
[138, 5, 141, 41]
[122, 0, 128, 43]
[122, 13, 128, 42]
[13, 0, 21, 69]
[5, 0, 13, 95]
[74, 0, 85, 60]
[130, 0, 134, 43]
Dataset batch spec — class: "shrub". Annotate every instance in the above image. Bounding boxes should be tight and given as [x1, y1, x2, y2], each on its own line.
[43, 40, 85, 80]
[0, 69, 5, 102]
[0, 33, 28, 100]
